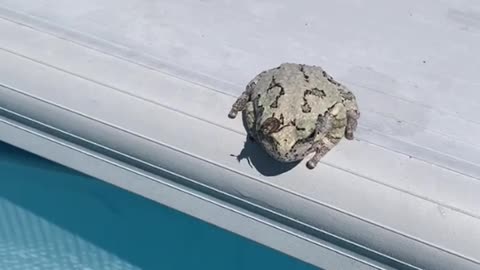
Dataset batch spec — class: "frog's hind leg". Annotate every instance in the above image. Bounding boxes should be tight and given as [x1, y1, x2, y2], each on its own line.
[306, 104, 345, 169]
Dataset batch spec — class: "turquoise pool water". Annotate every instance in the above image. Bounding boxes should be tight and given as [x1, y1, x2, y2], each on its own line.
[0, 141, 319, 270]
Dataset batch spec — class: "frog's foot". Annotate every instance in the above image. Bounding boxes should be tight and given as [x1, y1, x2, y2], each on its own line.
[228, 94, 249, 119]
[345, 110, 360, 140]
[306, 144, 332, 169]
[306, 131, 342, 169]
[229, 81, 257, 119]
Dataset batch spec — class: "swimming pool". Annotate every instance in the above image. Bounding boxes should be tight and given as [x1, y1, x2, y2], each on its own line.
[0, 141, 319, 269]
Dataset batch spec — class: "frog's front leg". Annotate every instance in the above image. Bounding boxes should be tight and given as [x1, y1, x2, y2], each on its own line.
[228, 74, 263, 119]
[228, 91, 251, 119]
[306, 103, 346, 169]
[338, 88, 360, 140]
[345, 109, 360, 140]
[307, 143, 337, 169]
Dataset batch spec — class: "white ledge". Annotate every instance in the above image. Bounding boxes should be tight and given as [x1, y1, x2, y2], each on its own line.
[0, 1, 479, 269]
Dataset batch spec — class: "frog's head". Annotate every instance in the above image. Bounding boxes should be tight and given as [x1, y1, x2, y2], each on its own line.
[258, 117, 307, 162]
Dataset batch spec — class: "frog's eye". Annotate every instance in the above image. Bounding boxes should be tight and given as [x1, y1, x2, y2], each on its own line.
[260, 117, 281, 135]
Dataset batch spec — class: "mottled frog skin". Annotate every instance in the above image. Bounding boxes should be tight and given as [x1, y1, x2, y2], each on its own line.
[229, 63, 360, 169]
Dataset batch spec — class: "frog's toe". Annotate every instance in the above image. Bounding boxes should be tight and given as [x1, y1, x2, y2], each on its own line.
[345, 131, 354, 140]
[306, 160, 317, 169]
[228, 109, 239, 119]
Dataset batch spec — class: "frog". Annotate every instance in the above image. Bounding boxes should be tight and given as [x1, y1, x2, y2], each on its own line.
[228, 63, 360, 169]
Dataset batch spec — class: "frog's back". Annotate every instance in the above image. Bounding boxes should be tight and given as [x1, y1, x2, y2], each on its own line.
[274, 63, 344, 116]
[250, 63, 350, 131]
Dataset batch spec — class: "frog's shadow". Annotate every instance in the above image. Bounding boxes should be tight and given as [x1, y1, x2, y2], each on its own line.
[232, 136, 301, 176]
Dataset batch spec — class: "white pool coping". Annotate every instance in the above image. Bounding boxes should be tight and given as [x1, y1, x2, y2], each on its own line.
[0, 1, 479, 269]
